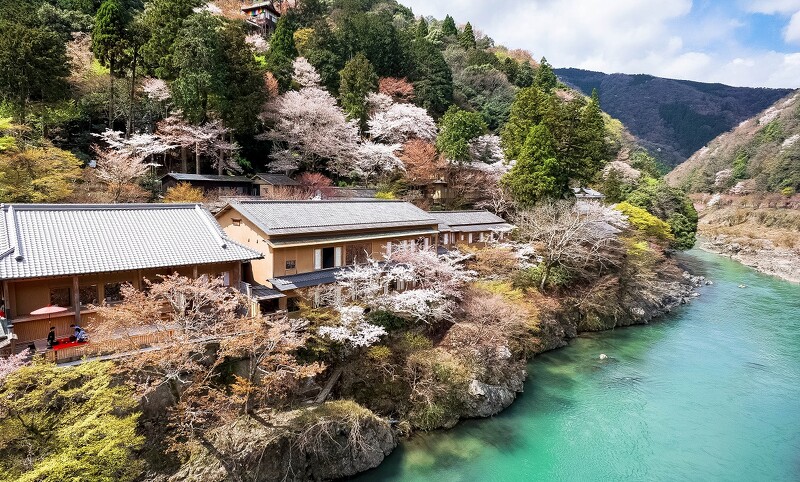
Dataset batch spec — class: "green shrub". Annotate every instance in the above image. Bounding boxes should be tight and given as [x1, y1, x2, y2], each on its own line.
[615, 202, 674, 242]
[512, 265, 571, 291]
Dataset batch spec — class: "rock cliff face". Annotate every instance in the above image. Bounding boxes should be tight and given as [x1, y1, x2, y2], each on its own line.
[702, 235, 800, 283]
[172, 402, 396, 482]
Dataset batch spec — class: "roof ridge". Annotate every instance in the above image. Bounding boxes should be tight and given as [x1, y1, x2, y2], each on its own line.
[234, 199, 404, 204]
[1, 203, 201, 211]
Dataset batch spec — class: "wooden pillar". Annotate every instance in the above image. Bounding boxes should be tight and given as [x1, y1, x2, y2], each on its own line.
[233, 262, 241, 286]
[192, 265, 199, 279]
[72, 276, 81, 325]
[2, 280, 9, 316]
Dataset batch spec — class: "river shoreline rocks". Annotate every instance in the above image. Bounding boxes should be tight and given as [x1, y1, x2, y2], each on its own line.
[701, 235, 800, 283]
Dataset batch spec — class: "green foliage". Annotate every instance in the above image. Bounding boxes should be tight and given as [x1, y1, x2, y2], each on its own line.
[615, 202, 674, 242]
[0, 138, 82, 202]
[171, 12, 223, 123]
[501, 124, 567, 205]
[409, 38, 454, 116]
[416, 17, 429, 38]
[436, 106, 486, 162]
[0, 360, 144, 481]
[215, 22, 266, 134]
[367, 310, 407, 331]
[629, 150, 665, 178]
[441, 14, 457, 36]
[625, 181, 697, 249]
[339, 53, 378, 127]
[270, 16, 298, 60]
[459, 22, 476, 49]
[91, 0, 130, 75]
[375, 191, 396, 199]
[0, 17, 70, 121]
[512, 264, 571, 291]
[140, 0, 203, 79]
[515, 61, 534, 88]
[501, 86, 548, 160]
[732, 150, 749, 180]
[533, 57, 557, 92]
[600, 168, 634, 203]
[335, 11, 409, 78]
[757, 120, 783, 144]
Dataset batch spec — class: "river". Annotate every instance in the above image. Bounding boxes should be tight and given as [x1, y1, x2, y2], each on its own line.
[355, 250, 800, 481]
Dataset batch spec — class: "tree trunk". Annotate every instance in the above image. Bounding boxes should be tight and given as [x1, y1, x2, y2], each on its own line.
[108, 58, 115, 129]
[181, 146, 188, 173]
[540, 263, 551, 292]
[126, 49, 138, 138]
[195, 141, 201, 174]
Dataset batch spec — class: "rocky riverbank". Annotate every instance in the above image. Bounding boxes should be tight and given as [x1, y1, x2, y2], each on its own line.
[701, 235, 800, 283]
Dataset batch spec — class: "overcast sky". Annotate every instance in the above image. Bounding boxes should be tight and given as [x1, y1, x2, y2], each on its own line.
[399, 0, 800, 88]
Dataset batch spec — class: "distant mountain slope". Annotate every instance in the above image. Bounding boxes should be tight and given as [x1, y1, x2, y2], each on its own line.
[555, 68, 792, 167]
[666, 90, 800, 194]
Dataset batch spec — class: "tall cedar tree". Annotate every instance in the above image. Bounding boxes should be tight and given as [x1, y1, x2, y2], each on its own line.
[339, 53, 378, 130]
[459, 22, 477, 49]
[534, 57, 558, 92]
[416, 17, 429, 38]
[171, 13, 222, 124]
[501, 86, 549, 160]
[502, 124, 566, 205]
[335, 12, 409, 78]
[0, 18, 69, 122]
[266, 17, 297, 92]
[441, 15, 458, 36]
[140, 0, 203, 79]
[515, 61, 534, 87]
[216, 22, 266, 135]
[436, 106, 487, 162]
[92, 0, 131, 127]
[410, 38, 454, 117]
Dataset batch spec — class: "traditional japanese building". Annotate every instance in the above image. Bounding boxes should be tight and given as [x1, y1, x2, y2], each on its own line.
[241, 1, 281, 36]
[430, 210, 515, 249]
[0, 204, 261, 349]
[216, 200, 439, 314]
[161, 173, 256, 196]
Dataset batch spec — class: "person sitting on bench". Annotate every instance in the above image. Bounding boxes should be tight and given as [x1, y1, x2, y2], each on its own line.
[46, 327, 58, 348]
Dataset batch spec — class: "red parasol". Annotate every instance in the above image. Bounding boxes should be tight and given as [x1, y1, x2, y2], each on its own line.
[30, 305, 69, 323]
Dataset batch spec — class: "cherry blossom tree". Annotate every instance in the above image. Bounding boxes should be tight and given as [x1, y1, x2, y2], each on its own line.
[352, 141, 404, 181]
[469, 134, 505, 164]
[0, 349, 30, 382]
[317, 306, 387, 348]
[292, 57, 321, 88]
[398, 139, 444, 185]
[156, 114, 240, 174]
[141, 78, 171, 102]
[92, 129, 171, 201]
[368, 101, 437, 144]
[245, 33, 268, 54]
[259, 86, 359, 173]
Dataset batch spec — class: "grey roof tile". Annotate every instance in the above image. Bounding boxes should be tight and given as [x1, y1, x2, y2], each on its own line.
[428, 210, 511, 230]
[162, 173, 253, 183]
[252, 174, 300, 186]
[225, 200, 438, 236]
[269, 268, 344, 291]
[0, 204, 261, 280]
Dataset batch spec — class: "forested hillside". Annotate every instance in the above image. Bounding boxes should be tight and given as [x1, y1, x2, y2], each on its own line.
[666, 90, 800, 195]
[556, 68, 792, 167]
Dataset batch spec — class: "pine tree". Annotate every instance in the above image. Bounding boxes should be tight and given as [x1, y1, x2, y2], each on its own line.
[534, 57, 558, 92]
[416, 17, 429, 38]
[501, 124, 567, 205]
[500, 86, 548, 160]
[140, 0, 203, 79]
[459, 22, 476, 49]
[339, 53, 378, 129]
[270, 17, 298, 59]
[575, 88, 607, 179]
[441, 15, 457, 36]
[92, 0, 131, 127]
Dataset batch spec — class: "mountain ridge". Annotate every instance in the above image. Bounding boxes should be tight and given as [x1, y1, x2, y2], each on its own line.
[555, 67, 792, 167]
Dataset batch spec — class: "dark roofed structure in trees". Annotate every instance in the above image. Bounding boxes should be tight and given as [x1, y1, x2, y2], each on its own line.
[241, 1, 281, 36]
[161, 173, 256, 196]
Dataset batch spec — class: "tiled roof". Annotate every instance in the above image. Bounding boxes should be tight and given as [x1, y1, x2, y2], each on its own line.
[223, 200, 438, 236]
[249, 284, 285, 300]
[252, 173, 300, 186]
[162, 173, 253, 183]
[428, 210, 513, 232]
[572, 187, 605, 198]
[428, 210, 507, 227]
[269, 268, 344, 291]
[325, 187, 378, 199]
[0, 204, 261, 280]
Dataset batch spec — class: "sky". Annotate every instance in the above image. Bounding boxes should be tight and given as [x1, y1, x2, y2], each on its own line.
[398, 0, 800, 88]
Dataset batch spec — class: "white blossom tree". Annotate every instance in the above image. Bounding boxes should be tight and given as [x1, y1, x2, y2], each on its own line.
[156, 114, 240, 174]
[351, 141, 404, 181]
[0, 349, 30, 382]
[367, 97, 437, 144]
[245, 33, 269, 54]
[141, 78, 171, 102]
[469, 134, 505, 164]
[259, 86, 359, 173]
[317, 306, 387, 348]
[92, 129, 171, 201]
[292, 57, 321, 88]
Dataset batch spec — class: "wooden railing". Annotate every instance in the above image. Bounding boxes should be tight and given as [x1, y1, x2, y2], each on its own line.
[45, 330, 175, 364]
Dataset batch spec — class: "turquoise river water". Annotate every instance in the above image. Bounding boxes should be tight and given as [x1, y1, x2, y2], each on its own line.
[355, 250, 800, 481]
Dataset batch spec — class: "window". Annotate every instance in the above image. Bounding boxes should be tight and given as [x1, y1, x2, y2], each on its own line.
[104, 282, 124, 303]
[286, 260, 296, 270]
[468, 233, 473, 244]
[49, 287, 71, 308]
[322, 247, 336, 269]
[443, 233, 450, 245]
[346, 243, 372, 265]
[232, 218, 242, 226]
[79, 285, 98, 307]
